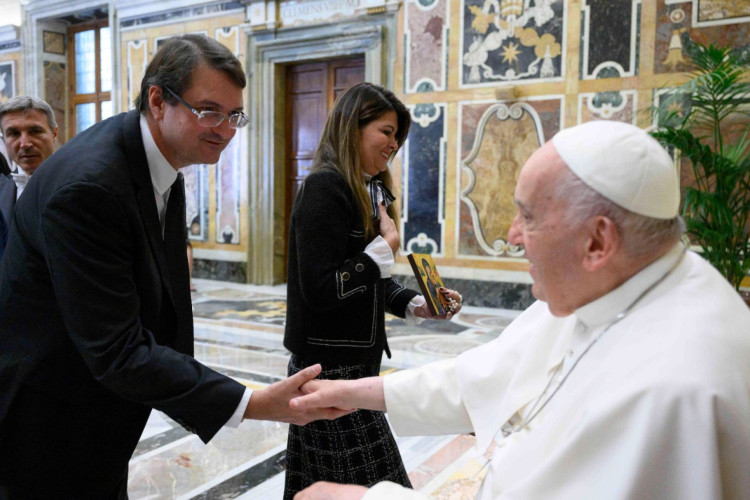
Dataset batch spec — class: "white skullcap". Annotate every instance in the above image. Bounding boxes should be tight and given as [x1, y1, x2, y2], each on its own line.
[551, 121, 679, 219]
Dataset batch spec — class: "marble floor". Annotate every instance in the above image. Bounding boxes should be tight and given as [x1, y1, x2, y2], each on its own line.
[128, 279, 520, 499]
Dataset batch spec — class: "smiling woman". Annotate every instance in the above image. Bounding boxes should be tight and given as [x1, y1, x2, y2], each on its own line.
[282, 82, 463, 499]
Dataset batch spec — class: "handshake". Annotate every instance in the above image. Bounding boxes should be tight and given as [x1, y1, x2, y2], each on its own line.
[245, 364, 377, 425]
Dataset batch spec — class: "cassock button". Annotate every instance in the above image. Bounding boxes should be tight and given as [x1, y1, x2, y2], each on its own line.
[355, 263, 364, 272]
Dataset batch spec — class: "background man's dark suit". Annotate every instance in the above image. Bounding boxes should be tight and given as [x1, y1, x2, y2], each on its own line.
[0, 110, 246, 497]
[0, 174, 13, 258]
[0, 153, 12, 257]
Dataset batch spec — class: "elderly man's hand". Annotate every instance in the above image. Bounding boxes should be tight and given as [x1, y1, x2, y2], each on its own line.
[291, 375, 386, 413]
[294, 481, 368, 500]
[244, 364, 354, 424]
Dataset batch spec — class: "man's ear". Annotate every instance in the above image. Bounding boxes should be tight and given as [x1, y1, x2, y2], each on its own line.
[148, 86, 166, 120]
[582, 215, 620, 272]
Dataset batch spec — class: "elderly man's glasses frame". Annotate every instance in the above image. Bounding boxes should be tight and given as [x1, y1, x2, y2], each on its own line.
[163, 86, 249, 129]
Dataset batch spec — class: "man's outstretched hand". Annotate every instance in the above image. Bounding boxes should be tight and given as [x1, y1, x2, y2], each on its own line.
[244, 364, 354, 425]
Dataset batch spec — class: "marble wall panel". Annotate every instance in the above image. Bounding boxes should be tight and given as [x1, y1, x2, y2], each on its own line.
[43, 61, 66, 141]
[193, 258, 246, 282]
[655, 0, 750, 74]
[580, 0, 640, 79]
[403, 102, 447, 255]
[126, 39, 147, 111]
[0, 46, 21, 103]
[215, 26, 240, 56]
[184, 164, 210, 241]
[404, 0, 448, 93]
[578, 90, 637, 124]
[693, 0, 750, 22]
[216, 134, 242, 244]
[460, 0, 565, 87]
[458, 98, 562, 258]
[0, 60, 14, 101]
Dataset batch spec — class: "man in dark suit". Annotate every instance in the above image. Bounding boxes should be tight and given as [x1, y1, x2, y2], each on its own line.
[0, 95, 59, 260]
[0, 147, 9, 254]
[0, 34, 344, 499]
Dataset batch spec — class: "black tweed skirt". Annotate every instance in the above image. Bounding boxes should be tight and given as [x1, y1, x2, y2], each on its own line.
[283, 354, 412, 499]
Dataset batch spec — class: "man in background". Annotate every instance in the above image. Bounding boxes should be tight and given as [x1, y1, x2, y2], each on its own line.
[0, 96, 58, 259]
[290, 121, 750, 500]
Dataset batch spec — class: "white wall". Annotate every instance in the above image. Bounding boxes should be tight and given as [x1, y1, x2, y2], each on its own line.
[0, 0, 21, 27]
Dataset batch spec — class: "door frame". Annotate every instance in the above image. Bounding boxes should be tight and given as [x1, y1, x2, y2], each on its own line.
[244, 16, 397, 284]
[282, 56, 365, 282]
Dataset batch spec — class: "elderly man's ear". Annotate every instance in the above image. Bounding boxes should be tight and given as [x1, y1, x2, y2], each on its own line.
[582, 215, 620, 272]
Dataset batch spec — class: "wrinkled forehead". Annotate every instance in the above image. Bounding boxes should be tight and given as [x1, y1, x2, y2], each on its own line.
[514, 142, 566, 206]
[1, 108, 52, 130]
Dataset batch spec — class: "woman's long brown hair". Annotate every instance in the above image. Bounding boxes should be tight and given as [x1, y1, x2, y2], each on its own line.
[310, 82, 411, 241]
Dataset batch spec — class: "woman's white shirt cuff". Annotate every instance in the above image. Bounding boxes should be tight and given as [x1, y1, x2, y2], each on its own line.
[364, 236, 394, 278]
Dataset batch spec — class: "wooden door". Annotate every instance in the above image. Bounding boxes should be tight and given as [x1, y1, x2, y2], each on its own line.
[284, 56, 364, 279]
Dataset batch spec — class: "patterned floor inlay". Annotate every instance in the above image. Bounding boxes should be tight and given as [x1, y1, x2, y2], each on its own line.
[128, 279, 520, 498]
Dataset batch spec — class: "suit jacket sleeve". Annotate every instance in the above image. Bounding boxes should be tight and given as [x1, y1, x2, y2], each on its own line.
[292, 172, 418, 315]
[292, 172, 382, 311]
[41, 181, 244, 442]
[384, 277, 419, 318]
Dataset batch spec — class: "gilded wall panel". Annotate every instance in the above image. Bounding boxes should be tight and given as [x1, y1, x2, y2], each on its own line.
[655, 0, 750, 74]
[460, 0, 565, 87]
[458, 98, 562, 258]
[215, 26, 240, 56]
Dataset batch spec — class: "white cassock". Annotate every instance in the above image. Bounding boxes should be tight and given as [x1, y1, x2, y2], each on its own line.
[364, 244, 750, 500]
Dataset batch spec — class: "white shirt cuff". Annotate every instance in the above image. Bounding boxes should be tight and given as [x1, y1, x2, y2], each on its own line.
[405, 295, 426, 325]
[364, 235, 394, 278]
[225, 387, 253, 428]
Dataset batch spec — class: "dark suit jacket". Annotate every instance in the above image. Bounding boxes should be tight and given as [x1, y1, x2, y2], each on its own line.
[0, 151, 10, 176]
[0, 173, 13, 260]
[0, 111, 245, 498]
[284, 169, 418, 365]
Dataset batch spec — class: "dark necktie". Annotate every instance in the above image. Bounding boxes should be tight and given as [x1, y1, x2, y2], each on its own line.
[163, 173, 193, 351]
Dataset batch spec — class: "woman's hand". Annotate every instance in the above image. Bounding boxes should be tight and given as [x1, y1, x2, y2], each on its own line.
[377, 203, 400, 255]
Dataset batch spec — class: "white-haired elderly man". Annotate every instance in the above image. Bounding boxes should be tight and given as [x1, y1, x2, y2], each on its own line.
[289, 121, 750, 500]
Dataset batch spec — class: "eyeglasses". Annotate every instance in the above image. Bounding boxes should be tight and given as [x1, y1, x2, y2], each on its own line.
[163, 86, 249, 129]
